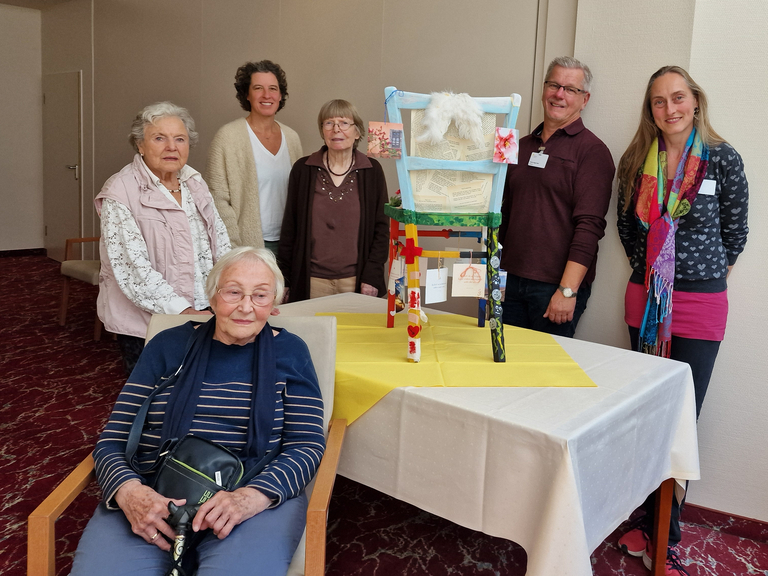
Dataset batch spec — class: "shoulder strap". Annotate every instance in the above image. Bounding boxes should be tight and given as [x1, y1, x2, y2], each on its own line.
[125, 325, 201, 471]
[236, 444, 281, 489]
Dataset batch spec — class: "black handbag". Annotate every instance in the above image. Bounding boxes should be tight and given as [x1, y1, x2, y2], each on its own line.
[150, 434, 244, 505]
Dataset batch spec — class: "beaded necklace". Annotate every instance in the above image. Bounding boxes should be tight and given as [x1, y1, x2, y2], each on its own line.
[318, 168, 356, 203]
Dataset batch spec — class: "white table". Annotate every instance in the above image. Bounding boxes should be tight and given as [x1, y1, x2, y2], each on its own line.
[281, 293, 700, 576]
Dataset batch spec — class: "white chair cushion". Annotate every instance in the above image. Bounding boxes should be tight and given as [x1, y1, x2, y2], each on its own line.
[61, 260, 100, 285]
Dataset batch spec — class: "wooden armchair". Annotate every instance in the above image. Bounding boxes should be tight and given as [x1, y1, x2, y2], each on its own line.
[28, 314, 345, 576]
[58, 237, 101, 340]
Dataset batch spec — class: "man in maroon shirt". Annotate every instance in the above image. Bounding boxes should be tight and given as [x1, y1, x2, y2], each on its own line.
[499, 56, 615, 337]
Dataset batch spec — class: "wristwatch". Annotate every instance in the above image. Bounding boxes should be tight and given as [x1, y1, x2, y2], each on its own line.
[558, 285, 577, 298]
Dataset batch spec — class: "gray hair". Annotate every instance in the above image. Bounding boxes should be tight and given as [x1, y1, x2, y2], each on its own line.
[317, 99, 365, 150]
[545, 56, 593, 93]
[128, 101, 199, 153]
[205, 246, 285, 306]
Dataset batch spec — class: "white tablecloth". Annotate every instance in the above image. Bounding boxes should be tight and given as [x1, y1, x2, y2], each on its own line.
[281, 293, 700, 576]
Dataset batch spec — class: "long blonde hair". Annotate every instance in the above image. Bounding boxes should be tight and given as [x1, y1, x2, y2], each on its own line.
[618, 66, 725, 211]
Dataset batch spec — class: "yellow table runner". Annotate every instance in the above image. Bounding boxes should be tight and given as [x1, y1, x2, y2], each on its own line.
[322, 313, 596, 423]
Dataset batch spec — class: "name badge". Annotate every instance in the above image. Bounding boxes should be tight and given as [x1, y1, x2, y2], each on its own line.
[698, 179, 716, 196]
[528, 152, 548, 168]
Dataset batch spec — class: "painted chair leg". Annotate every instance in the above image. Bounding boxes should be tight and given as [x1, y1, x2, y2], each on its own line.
[487, 226, 505, 362]
[386, 218, 400, 328]
[404, 223, 422, 362]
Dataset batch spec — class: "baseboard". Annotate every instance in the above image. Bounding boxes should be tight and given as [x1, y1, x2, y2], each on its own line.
[0, 247, 46, 258]
[684, 503, 768, 543]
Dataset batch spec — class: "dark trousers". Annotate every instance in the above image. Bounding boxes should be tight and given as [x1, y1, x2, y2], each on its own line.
[628, 326, 721, 547]
[501, 274, 591, 337]
[116, 334, 145, 377]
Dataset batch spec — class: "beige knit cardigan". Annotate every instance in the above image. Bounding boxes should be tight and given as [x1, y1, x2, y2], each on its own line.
[205, 117, 302, 247]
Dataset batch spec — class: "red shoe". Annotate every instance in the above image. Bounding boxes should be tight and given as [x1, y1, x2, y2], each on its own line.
[642, 543, 690, 575]
[618, 528, 648, 557]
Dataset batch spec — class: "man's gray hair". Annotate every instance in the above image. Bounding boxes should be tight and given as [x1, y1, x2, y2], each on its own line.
[545, 56, 593, 93]
[128, 101, 199, 152]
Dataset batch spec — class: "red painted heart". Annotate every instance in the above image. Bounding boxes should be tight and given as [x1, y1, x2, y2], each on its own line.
[407, 325, 421, 338]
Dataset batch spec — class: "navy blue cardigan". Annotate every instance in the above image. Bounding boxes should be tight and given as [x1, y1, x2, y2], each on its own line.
[94, 322, 325, 509]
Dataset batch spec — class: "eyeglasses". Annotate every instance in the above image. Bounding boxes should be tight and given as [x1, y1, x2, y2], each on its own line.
[216, 288, 275, 307]
[322, 120, 354, 131]
[543, 81, 586, 96]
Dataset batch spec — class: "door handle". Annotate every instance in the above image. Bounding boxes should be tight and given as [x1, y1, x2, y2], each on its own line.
[66, 164, 79, 181]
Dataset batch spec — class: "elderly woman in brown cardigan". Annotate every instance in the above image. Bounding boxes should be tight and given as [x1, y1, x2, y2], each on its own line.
[277, 99, 389, 302]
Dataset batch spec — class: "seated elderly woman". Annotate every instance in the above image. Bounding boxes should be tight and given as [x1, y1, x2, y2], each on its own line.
[70, 247, 325, 576]
[278, 99, 389, 302]
[96, 101, 231, 375]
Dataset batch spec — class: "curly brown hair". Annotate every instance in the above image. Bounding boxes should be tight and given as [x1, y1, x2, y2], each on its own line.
[234, 60, 289, 113]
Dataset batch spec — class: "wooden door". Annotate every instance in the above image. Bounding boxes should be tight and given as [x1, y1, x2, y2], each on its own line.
[43, 70, 82, 262]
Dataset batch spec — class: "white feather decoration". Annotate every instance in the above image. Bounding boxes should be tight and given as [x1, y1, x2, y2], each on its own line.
[416, 92, 484, 147]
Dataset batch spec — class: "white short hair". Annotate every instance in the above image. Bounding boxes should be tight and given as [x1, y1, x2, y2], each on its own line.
[129, 101, 198, 153]
[205, 246, 285, 306]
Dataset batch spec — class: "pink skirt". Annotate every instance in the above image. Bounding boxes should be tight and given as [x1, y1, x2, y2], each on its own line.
[624, 280, 728, 341]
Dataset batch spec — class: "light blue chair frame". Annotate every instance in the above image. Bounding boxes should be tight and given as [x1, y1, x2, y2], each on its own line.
[384, 87, 521, 362]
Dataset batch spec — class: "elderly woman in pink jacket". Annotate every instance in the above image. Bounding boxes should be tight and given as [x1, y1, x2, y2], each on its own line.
[96, 102, 230, 374]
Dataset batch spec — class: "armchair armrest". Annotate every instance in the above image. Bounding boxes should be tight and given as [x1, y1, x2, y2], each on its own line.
[305, 418, 346, 576]
[27, 421, 344, 576]
[28, 453, 95, 576]
[64, 237, 100, 261]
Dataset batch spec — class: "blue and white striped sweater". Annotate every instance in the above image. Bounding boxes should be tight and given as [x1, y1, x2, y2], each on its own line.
[94, 324, 325, 510]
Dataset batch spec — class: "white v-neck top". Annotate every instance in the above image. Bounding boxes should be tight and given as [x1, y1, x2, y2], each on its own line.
[247, 125, 292, 242]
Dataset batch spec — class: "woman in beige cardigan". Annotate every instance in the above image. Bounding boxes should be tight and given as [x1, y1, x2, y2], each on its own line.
[206, 60, 302, 253]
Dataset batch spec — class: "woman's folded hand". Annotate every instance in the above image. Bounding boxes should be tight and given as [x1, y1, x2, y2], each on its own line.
[191, 486, 272, 539]
[115, 480, 185, 551]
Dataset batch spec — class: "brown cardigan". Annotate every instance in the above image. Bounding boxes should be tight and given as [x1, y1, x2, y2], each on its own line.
[277, 148, 389, 302]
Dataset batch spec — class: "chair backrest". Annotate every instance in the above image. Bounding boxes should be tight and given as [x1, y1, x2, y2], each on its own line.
[145, 314, 337, 433]
[384, 86, 521, 219]
[64, 236, 100, 261]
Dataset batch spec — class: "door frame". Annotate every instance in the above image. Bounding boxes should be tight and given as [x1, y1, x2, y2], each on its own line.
[43, 70, 83, 261]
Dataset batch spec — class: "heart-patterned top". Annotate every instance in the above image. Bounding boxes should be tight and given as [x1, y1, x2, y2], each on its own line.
[618, 142, 749, 293]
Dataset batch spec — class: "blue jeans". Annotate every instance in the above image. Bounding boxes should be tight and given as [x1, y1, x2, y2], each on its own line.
[71, 493, 307, 576]
[501, 274, 591, 337]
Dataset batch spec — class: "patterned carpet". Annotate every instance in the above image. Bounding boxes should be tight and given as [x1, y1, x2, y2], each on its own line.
[2, 254, 767, 576]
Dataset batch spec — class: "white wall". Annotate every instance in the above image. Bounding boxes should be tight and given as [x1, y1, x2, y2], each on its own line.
[2, 0, 559, 253]
[42, 0, 96, 243]
[686, 0, 768, 518]
[0, 4, 43, 250]
[574, 0, 768, 521]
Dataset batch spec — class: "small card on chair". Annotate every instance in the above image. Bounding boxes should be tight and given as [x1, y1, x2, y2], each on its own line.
[368, 121, 404, 159]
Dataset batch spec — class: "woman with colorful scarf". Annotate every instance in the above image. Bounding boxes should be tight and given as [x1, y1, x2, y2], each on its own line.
[615, 66, 749, 575]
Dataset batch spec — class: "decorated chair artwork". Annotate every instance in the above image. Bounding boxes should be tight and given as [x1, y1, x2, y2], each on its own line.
[383, 87, 521, 362]
[28, 314, 344, 576]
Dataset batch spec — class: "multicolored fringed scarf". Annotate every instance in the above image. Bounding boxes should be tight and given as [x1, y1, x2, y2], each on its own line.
[635, 129, 708, 357]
